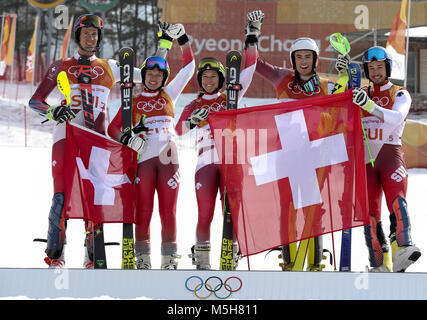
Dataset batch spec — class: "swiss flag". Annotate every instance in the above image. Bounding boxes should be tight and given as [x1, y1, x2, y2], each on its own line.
[208, 91, 369, 257]
[64, 122, 138, 224]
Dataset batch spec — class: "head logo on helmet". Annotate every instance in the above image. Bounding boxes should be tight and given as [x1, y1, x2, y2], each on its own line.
[290, 37, 320, 72]
[73, 14, 103, 51]
[197, 57, 226, 93]
[140, 56, 170, 91]
[362, 46, 392, 81]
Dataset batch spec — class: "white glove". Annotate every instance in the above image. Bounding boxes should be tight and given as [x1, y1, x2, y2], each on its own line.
[352, 87, 375, 113]
[120, 133, 146, 155]
[162, 23, 185, 40]
[335, 54, 350, 73]
[245, 10, 264, 37]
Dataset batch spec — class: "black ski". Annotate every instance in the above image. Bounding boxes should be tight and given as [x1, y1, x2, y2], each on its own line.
[119, 47, 136, 269]
[219, 50, 242, 271]
[77, 55, 107, 269]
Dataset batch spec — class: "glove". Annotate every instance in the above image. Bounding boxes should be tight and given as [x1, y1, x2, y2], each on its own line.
[245, 10, 264, 38]
[132, 115, 149, 135]
[120, 133, 146, 155]
[163, 23, 185, 39]
[185, 108, 209, 129]
[46, 105, 76, 123]
[352, 87, 375, 113]
[159, 22, 188, 46]
[335, 54, 350, 73]
[157, 21, 173, 50]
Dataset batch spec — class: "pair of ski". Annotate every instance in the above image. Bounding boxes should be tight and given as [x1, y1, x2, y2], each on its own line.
[40, 49, 137, 269]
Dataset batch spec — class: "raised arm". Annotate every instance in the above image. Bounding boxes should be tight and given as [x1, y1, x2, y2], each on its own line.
[160, 23, 195, 104]
[244, 10, 291, 91]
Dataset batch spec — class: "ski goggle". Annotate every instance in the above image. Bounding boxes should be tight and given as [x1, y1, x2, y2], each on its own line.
[198, 58, 225, 76]
[302, 74, 320, 93]
[74, 15, 103, 32]
[142, 56, 170, 73]
[362, 47, 388, 63]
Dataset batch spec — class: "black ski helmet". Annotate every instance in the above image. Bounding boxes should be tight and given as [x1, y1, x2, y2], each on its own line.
[140, 56, 170, 91]
[73, 14, 103, 50]
[362, 46, 392, 81]
[197, 57, 226, 93]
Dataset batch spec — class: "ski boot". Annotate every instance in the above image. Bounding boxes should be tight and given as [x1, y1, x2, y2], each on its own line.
[233, 243, 241, 270]
[367, 251, 391, 272]
[161, 253, 181, 270]
[391, 240, 421, 272]
[189, 242, 211, 270]
[83, 244, 94, 269]
[45, 193, 67, 266]
[389, 197, 421, 272]
[44, 248, 65, 268]
[364, 215, 393, 271]
[134, 240, 151, 269]
[135, 253, 152, 270]
[82, 229, 95, 269]
[306, 236, 325, 272]
[278, 243, 296, 271]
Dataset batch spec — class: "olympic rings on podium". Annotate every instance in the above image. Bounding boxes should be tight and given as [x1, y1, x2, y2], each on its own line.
[185, 275, 243, 299]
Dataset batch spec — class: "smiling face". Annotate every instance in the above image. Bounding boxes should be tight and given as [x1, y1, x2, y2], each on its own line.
[78, 27, 99, 55]
[294, 50, 315, 77]
[201, 69, 220, 94]
[367, 60, 387, 85]
[144, 68, 165, 91]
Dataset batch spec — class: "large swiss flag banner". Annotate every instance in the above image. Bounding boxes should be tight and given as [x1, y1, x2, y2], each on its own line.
[208, 90, 369, 257]
[64, 122, 138, 224]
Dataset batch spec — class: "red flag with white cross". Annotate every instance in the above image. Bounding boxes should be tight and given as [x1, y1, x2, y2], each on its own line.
[208, 91, 369, 257]
[64, 122, 137, 224]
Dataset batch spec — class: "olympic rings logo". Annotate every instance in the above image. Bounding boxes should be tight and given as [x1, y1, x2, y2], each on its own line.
[200, 101, 227, 113]
[372, 96, 389, 108]
[67, 66, 105, 80]
[136, 97, 167, 112]
[185, 276, 242, 300]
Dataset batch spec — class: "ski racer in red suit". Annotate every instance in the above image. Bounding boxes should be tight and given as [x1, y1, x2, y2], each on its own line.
[174, 14, 258, 270]
[108, 22, 195, 270]
[350, 46, 421, 272]
[244, 10, 337, 271]
[28, 14, 143, 269]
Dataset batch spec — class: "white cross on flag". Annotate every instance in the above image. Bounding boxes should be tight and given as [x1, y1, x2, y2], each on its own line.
[64, 122, 138, 224]
[208, 91, 369, 257]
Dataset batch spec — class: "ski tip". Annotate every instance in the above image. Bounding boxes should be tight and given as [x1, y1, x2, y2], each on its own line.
[33, 238, 47, 243]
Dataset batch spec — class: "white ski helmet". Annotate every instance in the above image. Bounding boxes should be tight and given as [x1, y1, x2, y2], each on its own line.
[290, 37, 320, 70]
